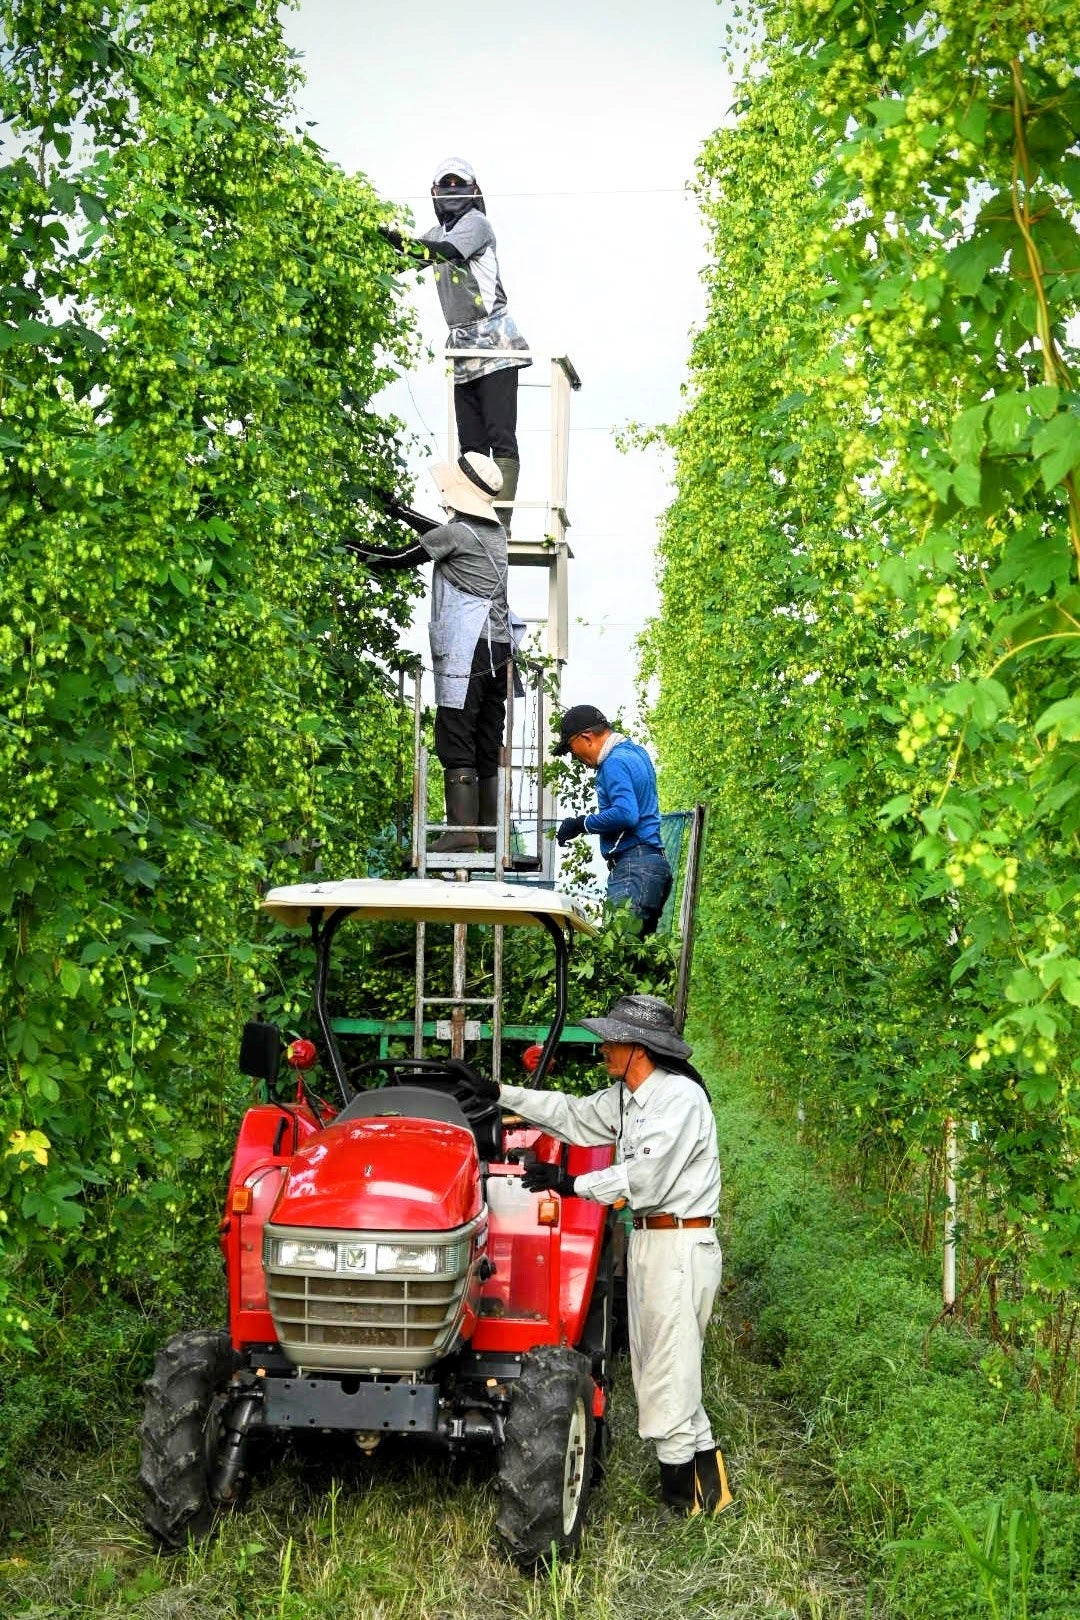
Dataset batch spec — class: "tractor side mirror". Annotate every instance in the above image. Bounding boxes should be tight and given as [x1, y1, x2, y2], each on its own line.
[239, 1019, 281, 1082]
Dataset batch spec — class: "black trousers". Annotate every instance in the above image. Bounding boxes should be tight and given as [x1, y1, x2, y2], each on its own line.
[434, 640, 511, 775]
[454, 368, 519, 460]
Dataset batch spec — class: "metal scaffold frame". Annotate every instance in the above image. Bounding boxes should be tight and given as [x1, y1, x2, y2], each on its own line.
[346, 349, 708, 1081]
[401, 353, 581, 1084]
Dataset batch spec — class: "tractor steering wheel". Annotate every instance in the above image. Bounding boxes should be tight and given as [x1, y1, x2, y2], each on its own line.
[347, 1057, 494, 1104]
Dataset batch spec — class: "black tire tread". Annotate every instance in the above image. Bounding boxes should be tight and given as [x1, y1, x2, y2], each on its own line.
[139, 1328, 238, 1548]
[496, 1344, 594, 1568]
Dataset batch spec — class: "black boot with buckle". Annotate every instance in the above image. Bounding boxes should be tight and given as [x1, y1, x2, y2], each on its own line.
[432, 768, 479, 853]
[477, 774, 499, 854]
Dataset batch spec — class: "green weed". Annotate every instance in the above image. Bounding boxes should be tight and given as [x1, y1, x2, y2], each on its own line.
[0, 1333, 872, 1620]
[889, 1483, 1044, 1620]
[700, 1027, 1080, 1619]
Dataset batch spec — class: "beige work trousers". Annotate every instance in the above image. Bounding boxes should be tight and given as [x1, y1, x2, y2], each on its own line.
[627, 1226, 723, 1465]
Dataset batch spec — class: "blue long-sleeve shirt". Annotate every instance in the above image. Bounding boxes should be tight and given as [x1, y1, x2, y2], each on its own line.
[582, 738, 663, 859]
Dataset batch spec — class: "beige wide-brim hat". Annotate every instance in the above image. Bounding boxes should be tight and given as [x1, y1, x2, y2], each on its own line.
[430, 452, 503, 521]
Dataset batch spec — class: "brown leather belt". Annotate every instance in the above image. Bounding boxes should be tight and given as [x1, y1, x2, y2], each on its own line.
[631, 1214, 714, 1230]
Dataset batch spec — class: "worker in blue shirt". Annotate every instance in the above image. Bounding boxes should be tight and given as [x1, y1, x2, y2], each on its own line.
[554, 704, 673, 935]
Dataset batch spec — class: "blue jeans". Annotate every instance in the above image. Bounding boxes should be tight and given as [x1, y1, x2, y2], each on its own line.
[606, 845, 673, 936]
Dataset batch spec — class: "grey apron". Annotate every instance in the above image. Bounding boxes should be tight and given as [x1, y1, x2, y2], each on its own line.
[428, 523, 519, 710]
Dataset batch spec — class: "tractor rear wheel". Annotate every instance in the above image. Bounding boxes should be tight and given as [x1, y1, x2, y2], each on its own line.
[139, 1328, 240, 1548]
[496, 1345, 594, 1569]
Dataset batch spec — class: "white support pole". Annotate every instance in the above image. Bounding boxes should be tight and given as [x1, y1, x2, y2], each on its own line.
[943, 1116, 957, 1309]
[447, 369, 457, 465]
[550, 358, 570, 526]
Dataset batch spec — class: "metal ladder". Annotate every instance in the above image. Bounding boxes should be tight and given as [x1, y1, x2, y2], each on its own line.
[405, 657, 547, 1086]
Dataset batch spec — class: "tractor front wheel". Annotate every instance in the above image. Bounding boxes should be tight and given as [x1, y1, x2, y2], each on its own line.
[139, 1328, 241, 1548]
[496, 1345, 595, 1569]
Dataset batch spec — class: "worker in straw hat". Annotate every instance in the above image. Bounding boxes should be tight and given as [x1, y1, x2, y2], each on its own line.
[349, 451, 521, 853]
[477, 993, 733, 1517]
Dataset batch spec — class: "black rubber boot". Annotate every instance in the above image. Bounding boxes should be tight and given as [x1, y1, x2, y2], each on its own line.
[432, 769, 479, 853]
[693, 1447, 734, 1516]
[658, 1459, 697, 1516]
[493, 456, 519, 535]
[477, 775, 499, 854]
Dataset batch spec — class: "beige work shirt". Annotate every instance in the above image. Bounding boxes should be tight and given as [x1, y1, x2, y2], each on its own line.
[498, 1066, 720, 1217]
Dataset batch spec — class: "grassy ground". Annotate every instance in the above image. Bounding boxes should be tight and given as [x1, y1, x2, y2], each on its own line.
[0, 1310, 877, 1620]
[10, 1013, 1080, 1617]
[1, 1201, 880, 1620]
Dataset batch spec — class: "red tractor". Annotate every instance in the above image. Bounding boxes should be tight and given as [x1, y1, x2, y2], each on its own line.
[139, 878, 615, 1567]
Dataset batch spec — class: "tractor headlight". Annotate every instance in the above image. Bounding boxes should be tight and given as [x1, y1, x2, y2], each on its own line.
[376, 1242, 442, 1275]
[267, 1233, 472, 1276]
[273, 1238, 337, 1271]
[375, 1238, 470, 1275]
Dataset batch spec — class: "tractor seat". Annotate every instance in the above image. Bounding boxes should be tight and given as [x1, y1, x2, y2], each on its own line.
[338, 1084, 472, 1130]
[338, 1078, 502, 1162]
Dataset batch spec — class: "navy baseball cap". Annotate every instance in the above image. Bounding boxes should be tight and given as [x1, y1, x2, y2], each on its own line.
[555, 704, 610, 754]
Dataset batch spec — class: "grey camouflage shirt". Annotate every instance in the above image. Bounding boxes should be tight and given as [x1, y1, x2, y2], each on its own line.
[421, 210, 531, 383]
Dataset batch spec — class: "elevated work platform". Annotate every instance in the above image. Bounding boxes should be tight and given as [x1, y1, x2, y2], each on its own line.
[363, 357, 586, 1083]
[445, 352, 580, 664]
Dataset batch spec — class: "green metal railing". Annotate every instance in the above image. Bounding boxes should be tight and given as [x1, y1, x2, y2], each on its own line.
[332, 1018, 601, 1062]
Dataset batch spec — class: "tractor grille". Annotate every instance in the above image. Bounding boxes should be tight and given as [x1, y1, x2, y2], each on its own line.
[270, 1274, 461, 1352]
[263, 1221, 479, 1373]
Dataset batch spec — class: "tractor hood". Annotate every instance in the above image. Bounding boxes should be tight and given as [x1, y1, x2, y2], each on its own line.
[272, 1114, 482, 1232]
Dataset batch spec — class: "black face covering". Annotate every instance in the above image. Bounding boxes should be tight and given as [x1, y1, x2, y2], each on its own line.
[432, 180, 486, 228]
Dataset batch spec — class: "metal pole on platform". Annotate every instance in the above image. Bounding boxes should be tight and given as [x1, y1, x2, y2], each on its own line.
[674, 804, 707, 1034]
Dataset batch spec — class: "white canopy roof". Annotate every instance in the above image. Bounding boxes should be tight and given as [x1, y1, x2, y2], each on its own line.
[261, 877, 597, 935]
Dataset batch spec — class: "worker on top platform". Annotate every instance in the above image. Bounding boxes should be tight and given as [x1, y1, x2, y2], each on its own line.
[382, 159, 529, 532]
[350, 453, 518, 855]
[554, 704, 674, 936]
[420, 157, 530, 534]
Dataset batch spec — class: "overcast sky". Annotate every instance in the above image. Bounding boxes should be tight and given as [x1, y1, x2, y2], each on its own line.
[280, 0, 736, 730]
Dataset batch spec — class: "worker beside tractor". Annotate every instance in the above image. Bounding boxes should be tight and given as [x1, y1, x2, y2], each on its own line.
[555, 704, 674, 936]
[485, 994, 732, 1517]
